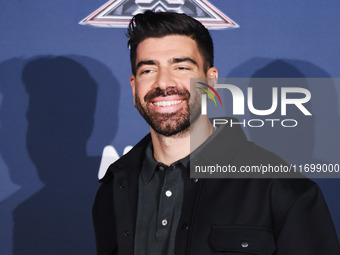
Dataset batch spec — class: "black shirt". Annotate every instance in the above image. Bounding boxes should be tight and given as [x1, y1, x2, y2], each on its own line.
[133, 142, 189, 255]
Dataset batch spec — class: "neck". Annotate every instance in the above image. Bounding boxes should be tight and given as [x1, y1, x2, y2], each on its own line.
[150, 116, 214, 165]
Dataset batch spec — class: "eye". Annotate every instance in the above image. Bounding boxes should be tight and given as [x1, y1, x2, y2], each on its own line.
[176, 66, 190, 71]
[140, 69, 154, 75]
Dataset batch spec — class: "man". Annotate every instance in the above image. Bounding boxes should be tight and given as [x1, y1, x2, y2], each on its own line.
[93, 11, 340, 255]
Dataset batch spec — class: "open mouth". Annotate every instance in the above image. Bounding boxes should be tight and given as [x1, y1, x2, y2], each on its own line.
[153, 100, 182, 107]
[150, 96, 186, 113]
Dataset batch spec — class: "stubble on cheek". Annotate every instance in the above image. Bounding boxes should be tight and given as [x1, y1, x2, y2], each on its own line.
[134, 87, 195, 136]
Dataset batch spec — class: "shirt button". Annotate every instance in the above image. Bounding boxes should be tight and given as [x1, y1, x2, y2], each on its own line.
[241, 241, 249, 248]
[192, 178, 199, 183]
[124, 231, 130, 237]
[159, 165, 165, 171]
[165, 190, 172, 197]
[161, 219, 168, 226]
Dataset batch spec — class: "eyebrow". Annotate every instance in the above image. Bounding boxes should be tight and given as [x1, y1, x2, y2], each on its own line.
[171, 57, 198, 66]
[136, 60, 157, 70]
[135, 57, 198, 71]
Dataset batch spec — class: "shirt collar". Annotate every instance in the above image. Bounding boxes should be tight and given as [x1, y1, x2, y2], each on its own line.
[141, 141, 190, 184]
[141, 117, 246, 182]
[141, 141, 159, 184]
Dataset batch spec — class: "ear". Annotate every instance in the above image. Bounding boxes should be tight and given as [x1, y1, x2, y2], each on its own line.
[130, 74, 136, 105]
[207, 67, 218, 79]
[206, 67, 218, 101]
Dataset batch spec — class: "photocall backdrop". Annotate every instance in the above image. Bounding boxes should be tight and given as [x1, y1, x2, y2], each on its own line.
[1, 0, 339, 254]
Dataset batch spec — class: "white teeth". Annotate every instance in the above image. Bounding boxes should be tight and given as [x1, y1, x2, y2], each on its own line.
[153, 100, 182, 107]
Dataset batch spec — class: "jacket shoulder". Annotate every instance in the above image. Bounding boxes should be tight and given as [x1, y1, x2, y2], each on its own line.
[242, 141, 287, 165]
[99, 133, 151, 183]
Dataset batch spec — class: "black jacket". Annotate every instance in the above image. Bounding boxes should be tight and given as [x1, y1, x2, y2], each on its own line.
[93, 123, 340, 255]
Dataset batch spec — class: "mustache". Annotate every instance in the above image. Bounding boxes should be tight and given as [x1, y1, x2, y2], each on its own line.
[144, 87, 190, 102]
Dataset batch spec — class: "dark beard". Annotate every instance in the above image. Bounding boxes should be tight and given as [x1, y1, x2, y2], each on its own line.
[135, 87, 201, 136]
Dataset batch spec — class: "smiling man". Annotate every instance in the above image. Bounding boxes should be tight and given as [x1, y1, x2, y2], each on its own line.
[130, 34, 216, 165]
[92, 11, 340, 255]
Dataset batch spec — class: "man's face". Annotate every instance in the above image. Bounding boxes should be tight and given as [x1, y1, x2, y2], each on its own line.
[130, 35, 216, 136]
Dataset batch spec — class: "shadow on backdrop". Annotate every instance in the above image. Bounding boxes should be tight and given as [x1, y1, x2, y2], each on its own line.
[228, 58, 340, 238]
[6, 56, 119, 255]
[67, 55, 119, 156]
[0, 59, 43, 254]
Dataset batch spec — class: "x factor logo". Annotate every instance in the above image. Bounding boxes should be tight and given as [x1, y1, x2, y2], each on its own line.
[79, 0, 239, 30]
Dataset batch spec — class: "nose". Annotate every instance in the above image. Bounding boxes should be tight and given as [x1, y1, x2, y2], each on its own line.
[155, 68, 175, 90]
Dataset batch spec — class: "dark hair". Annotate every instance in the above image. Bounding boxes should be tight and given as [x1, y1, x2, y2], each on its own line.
[127, 11, 214, 75]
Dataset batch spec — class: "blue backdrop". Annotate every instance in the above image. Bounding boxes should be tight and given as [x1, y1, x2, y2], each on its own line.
[1, 0, 339, 254]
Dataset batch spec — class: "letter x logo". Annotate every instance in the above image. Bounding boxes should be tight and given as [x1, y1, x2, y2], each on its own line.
[79, 0, 239, 30]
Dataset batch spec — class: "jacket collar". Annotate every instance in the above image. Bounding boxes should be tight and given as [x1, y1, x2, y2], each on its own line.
[191, 117, 248, 165]
[103, 117, 247, 180]
[99, 134, 151, 182]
